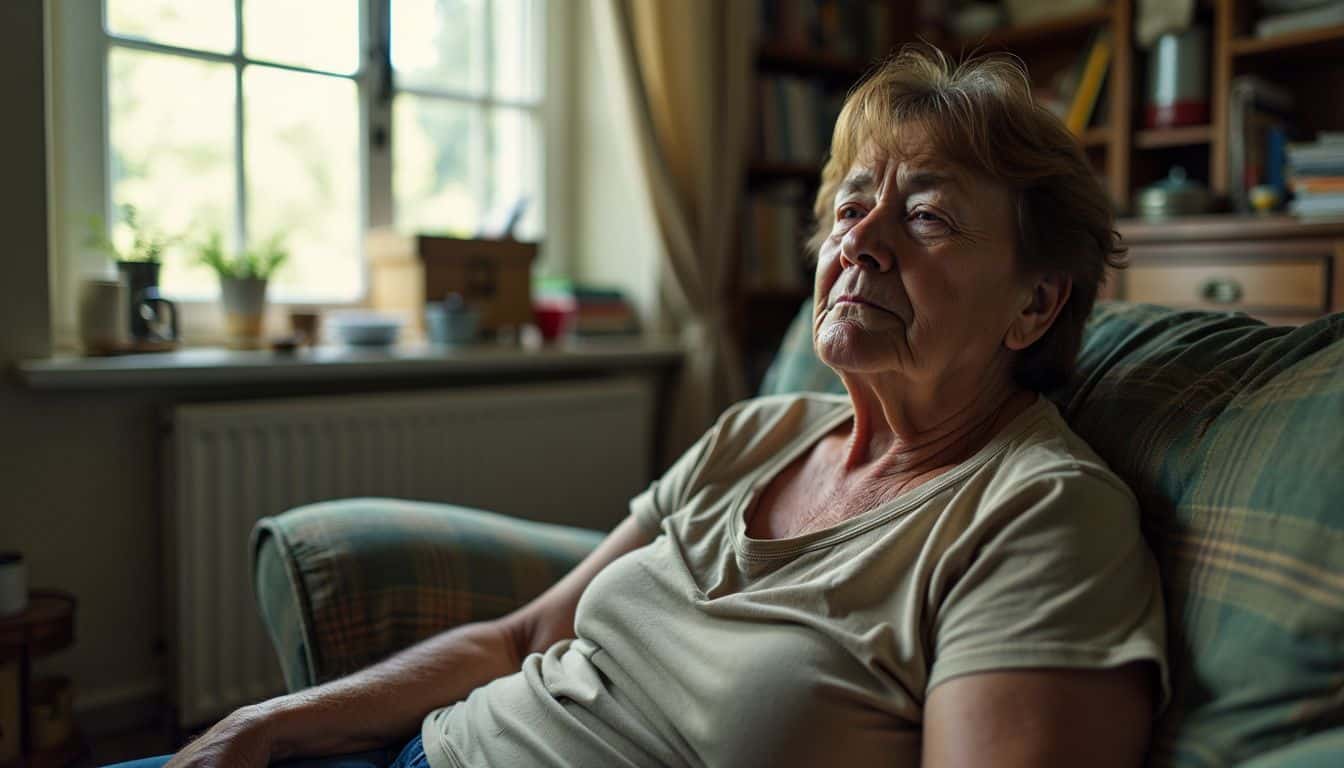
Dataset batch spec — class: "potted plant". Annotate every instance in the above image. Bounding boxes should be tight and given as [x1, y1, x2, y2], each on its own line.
[198, 230, 289, 350]
[86, 204, 180, 344]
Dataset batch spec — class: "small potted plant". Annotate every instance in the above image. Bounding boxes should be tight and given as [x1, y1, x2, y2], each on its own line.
[198, 230, 289, 350]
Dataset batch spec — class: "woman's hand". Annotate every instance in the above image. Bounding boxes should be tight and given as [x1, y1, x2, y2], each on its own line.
[163, 704, 274, 768]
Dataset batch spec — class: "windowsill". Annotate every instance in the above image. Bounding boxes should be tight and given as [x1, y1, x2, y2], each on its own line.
[16, 335, 685, 391]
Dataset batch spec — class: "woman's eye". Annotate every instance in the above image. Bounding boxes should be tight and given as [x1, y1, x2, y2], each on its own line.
[908, 209, 950, 231]
[837, 206, 862, 221]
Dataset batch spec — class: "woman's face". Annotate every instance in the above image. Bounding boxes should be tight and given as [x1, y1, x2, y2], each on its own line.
[813, 132, 1032, 391]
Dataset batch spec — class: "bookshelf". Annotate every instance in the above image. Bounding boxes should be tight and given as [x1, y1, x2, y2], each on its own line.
[728, 0, 1344, 392]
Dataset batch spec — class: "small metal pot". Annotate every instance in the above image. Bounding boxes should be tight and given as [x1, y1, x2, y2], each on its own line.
[1134, 167, 1212, 219]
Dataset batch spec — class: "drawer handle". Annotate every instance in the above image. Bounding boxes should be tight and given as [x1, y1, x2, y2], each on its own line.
[1200, 277, 1244, 305]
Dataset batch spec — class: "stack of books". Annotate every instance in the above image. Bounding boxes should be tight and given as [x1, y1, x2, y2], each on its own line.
[570, 285, 640, 337]
[756, 77, 846, 165]
[758, 0, 892, 61]
[1288, 134, 1344, 218]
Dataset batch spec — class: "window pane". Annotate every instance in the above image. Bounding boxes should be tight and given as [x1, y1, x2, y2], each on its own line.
[108, 48, 235, 298]
[492, 0, 541, 102]
[245, 67, 362, 301]
[392, 0, 486, 94]
[393, 95, 484, 236]
[243, 0, 359, 74]
[489, 107, 543, 239]
[106, 0, 235, 54]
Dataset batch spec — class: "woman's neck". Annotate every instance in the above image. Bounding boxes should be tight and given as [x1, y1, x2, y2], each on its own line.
[836, 371, 1035, 481]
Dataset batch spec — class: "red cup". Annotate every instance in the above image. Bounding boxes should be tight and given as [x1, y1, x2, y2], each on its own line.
[533, 300, 575, 342]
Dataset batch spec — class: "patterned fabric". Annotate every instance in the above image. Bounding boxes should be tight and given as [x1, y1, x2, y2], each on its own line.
[1051, 303, 1344, 767]
[255, 300, 1344, 766]
[251, 498, 603, 687]
[255, 529, 312, 690]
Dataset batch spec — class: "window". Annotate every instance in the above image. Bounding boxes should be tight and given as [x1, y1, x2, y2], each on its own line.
[88, 0, 545, 305]
[391, 0, 544, 242]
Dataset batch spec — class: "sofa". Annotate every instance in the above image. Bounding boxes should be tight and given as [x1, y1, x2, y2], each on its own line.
[252, 301, 1344, 767]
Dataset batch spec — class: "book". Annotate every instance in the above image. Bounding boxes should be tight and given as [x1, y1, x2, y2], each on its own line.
[745, 185, 808, 290]
[756, 76, 831, 164]
[1289, 193, 1344, 217]
[1228, 76, 1294, 212]
[1291, 176, 1344, 194]
[1066, 31, 1112, 135]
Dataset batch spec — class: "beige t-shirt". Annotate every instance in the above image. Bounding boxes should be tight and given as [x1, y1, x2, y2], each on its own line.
[422, 393, 1169, 768]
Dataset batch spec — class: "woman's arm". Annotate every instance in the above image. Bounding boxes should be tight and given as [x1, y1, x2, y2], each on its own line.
[166, 515, 654, 767]
[921, 662, 1155, 768]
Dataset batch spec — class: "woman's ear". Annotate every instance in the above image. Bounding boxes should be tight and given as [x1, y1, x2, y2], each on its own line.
[1005, 273, 1072, 351]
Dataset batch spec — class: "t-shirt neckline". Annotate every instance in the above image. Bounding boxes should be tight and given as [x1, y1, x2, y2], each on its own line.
[733, 394, 1052, 561]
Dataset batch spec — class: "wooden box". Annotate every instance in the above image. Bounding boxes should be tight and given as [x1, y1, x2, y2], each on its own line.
[366, 229, 426, 339]
[417, 236, 536, 332]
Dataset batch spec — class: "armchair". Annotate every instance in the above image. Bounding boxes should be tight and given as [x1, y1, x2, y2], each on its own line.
[253, 302, 1344, 766]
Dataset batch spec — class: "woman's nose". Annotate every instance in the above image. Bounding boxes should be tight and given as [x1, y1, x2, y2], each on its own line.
[839, 210, 895, 273]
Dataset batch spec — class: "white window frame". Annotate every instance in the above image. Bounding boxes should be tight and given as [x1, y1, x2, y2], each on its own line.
[45, 0, 571, 351]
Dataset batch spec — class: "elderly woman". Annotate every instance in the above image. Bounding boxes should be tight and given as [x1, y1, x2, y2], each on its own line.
[119, 46, 1167, 768]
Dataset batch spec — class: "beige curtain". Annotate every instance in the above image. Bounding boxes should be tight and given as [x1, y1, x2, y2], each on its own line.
[595, 0, 753, 454]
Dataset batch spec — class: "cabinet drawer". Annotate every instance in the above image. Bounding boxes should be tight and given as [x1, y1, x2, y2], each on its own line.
[1125, 261, 1327, 313]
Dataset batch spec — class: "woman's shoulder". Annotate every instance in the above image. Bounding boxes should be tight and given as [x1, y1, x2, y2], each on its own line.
[979, 397, 1137, 511]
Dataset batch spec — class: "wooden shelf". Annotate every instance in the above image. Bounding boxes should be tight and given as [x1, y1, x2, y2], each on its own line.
[756, 45, 872, 79]
[1231, 24, 1344, 58]
[1116, 213, 1344, 244]
[1135, 124, 1213, 149]
[962, 7, 1113, 50]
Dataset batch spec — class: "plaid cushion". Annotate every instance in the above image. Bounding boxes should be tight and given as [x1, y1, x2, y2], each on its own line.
[252, 498, 602, 688]
[1054, 303, 1344, 767]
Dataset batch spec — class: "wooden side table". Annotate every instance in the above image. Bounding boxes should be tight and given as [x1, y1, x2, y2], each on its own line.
[0, 591, 81, 768]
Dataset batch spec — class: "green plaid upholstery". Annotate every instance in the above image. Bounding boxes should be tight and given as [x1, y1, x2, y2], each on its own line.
[251, 498, 602, 688]
[254, 301, 1343, 765]
[1054, 303, 1344, 767]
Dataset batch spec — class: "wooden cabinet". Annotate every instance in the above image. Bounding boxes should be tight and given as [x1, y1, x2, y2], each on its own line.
[1115, 215, 1344, 324]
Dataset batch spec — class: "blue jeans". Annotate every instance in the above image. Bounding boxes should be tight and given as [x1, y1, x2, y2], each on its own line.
[102, 733, 428, 768]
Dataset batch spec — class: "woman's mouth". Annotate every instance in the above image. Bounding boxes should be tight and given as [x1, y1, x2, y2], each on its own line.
[833, 294, 893, 314]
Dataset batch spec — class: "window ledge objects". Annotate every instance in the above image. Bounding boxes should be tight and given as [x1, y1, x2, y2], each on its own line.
[15, 336, 684, 392]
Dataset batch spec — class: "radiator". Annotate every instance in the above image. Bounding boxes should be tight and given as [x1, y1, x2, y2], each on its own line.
[164, 377, 654, 726]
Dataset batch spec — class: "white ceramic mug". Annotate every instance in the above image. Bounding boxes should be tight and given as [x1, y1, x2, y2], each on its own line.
[78, 277, 128, 354]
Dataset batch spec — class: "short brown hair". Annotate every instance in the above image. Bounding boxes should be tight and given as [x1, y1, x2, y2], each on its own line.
[810, 44, 1126, 392]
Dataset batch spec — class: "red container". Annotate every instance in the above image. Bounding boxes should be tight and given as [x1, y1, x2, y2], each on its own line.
[533, 300, 575, 342]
